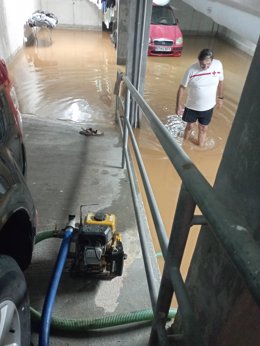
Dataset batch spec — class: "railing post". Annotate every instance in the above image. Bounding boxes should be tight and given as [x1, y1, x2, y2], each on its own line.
[121, 89, 130, 168]
[149, 184, 204, 345]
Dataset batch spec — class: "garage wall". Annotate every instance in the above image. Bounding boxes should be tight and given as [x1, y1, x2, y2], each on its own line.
[0, 0, 102, 62]
[39, 0, 102, 30]
[0, 0, 40, 62]
[180, 0, 260, 44]
[171, 0, 218, 36]
[180, 0, 260, 43]
[217, 26, 256, 56]
[216, 0, 260, 17]
[171, 0, 258, 55]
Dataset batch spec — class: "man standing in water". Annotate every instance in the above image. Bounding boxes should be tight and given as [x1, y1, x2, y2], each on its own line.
[175, 48, 224, 147]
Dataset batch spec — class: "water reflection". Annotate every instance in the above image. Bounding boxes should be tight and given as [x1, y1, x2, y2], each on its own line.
[56, 98, 94, 123]
[12, 30, 117, 125]
[164, 114, 185, 146]
[27, 46, 58, 71]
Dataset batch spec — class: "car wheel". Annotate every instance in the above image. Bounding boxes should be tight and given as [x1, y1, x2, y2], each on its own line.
[0, 255, 31, 346]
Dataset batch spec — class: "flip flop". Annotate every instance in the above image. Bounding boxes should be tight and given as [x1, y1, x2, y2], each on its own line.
[79, 127, 104, 136]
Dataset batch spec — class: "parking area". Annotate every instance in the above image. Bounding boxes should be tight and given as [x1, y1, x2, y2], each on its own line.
[8, 28, 252, 345]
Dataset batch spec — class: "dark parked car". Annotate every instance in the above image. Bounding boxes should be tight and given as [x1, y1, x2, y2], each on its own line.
[0, 60, 37, 346]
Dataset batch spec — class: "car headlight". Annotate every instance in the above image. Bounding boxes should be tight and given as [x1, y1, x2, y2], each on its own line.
[176, 37, 183, 45]
[149, 37, 152, 44]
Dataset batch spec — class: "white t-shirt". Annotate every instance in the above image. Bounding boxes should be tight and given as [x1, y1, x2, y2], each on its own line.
[181, 59, 224, 111]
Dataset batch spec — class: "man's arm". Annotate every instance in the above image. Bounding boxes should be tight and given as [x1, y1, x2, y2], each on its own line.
[217, 80, 224, 107]
[175, 85, 186, 115]
[217, 80, 224, 98]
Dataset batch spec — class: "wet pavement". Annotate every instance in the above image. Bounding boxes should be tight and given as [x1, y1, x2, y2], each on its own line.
[23, 115, 156, 346]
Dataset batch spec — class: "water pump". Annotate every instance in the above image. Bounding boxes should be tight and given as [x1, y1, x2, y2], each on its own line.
[70, 207, 127, 279]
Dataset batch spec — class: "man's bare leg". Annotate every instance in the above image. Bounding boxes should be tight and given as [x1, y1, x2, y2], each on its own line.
[198, 124, 208, 147]
[183, 122, 195, 141]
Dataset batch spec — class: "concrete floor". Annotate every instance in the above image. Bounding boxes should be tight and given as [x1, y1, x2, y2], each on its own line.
[23, 115, 159, 346]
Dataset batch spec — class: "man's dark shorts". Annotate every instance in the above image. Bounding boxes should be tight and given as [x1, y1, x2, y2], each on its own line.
[182, 108, 214, 125]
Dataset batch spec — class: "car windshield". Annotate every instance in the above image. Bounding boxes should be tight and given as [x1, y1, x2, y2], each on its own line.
[151, 6, 177, 25]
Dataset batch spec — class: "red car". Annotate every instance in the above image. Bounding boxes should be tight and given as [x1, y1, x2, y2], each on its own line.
[0, 59, 37, 346]
[0, 59, 25, 172]
[148, 4, 183, 57]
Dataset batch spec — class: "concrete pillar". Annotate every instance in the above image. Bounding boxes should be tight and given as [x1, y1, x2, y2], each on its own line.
[116, 0, 129, 65]
[125, 0, 153, 127]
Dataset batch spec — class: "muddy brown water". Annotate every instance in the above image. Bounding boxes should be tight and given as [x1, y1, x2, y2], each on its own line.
[10, 29, 252, 279]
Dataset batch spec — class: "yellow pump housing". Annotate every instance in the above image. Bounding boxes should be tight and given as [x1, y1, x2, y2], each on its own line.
[71, 209, 126, 278]
[84, 212, 116, 232]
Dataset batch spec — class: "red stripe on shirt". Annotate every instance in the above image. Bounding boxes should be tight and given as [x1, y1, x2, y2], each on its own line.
[190, 71, 221, 78]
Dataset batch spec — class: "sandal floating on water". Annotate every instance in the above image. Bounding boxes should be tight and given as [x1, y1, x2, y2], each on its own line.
[79, 127, 104, 136]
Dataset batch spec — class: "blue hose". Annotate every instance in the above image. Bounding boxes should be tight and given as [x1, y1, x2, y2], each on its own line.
[38, 226, 74, 346]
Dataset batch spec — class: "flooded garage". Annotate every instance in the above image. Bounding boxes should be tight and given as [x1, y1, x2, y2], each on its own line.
[0, 0, 259, 345]
[7, 27, 254, 345]
[11, 30, 252, 232]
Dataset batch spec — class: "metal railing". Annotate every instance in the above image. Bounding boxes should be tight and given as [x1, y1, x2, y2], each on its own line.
[114, 71, 260, 345]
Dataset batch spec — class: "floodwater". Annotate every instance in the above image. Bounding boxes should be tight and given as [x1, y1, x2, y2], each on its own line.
[10, 29, 252, 278]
